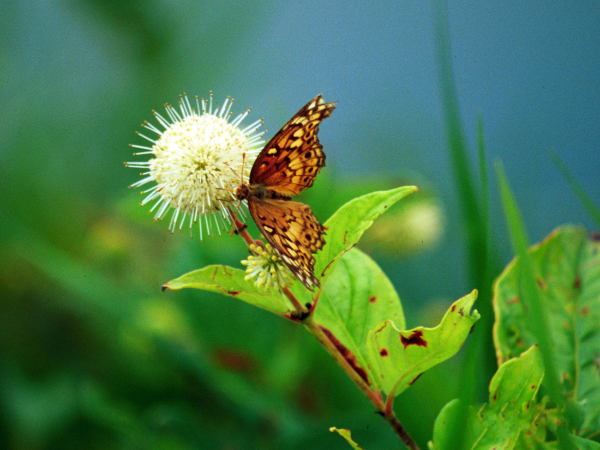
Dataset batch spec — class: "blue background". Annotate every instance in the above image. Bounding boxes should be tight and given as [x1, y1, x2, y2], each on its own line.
[1, 0, 598, 448]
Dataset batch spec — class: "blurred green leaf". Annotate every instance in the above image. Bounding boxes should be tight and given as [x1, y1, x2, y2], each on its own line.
[434, 2, 499, 416]
[330, 427, 365, 449]
[359, 194, 443, 257]
[313, 247, 405, 388]
[0, 368, 77, 447]
[367, 290, 479, 396]
[494, 225, 600, 435]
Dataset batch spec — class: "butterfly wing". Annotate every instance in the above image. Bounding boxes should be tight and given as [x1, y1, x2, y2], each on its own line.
[248, 198, 326, 290]
[250, 95, 336, 196]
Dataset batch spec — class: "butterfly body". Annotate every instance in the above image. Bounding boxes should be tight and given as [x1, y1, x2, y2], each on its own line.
[236, 95, 336, 290]
[236, 184, 292, 203]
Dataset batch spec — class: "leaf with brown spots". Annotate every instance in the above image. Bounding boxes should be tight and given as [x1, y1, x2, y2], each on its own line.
[493, 225, 600, 434]
[367, 290, 479, 397]
[313, 247, 405, 391]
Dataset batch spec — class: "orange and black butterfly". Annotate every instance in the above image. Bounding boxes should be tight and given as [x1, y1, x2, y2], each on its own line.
[235, 95, 336, 290]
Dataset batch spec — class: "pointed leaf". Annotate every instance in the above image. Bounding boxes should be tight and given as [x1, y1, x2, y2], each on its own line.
[368, 290, 479, 396]
[163, 265, 290, 316]
[315, 186, 417, 283]
[572, 436, 600, 450]
[329, 427, 365, 450]
[494, 225, 600, 434]
[314, 248, 405, 388]
[429, 346, 544, 450]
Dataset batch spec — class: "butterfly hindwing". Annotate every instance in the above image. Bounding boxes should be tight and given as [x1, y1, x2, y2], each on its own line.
[250, 95, 336, 196]
[248, 199, 326, 289]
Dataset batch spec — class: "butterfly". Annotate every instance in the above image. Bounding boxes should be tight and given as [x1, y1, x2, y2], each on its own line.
[235, 95, 336, 290]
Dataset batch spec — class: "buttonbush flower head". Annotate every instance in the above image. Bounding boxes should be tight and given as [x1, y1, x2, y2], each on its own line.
[241, 244, 294, 293]
[126, 93, 265, 239]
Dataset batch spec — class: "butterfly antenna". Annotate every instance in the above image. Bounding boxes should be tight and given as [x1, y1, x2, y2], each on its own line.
[234, 153, 246, 224]
[227, 153, 247, 236]
[239, 152, 246, 185]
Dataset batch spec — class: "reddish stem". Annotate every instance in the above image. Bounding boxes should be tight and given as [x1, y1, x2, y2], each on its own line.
[303, 316, 420, 450]
[228, 210, 418, 449]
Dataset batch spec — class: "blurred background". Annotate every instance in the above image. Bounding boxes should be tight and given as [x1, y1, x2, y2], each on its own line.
[1, 0, 598, 448]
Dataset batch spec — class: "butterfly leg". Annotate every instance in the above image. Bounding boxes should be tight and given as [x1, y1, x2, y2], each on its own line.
[309, 290, 322, 315]
[226, 205, 248, 236]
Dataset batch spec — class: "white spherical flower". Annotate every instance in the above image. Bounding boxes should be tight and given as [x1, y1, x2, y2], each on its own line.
[241, 244, 294, 293]
[126, 93, 265, 239]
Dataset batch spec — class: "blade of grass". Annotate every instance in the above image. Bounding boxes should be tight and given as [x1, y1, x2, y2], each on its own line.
[495, 161, 575, 450]
[476, 115, 501, 342]
[477, 115, 490, 257]
[433, 0, 482, 271]
[550, 150, 600, 228]
[433, 2, 498, 447]
[473, 114, 497, 385]
[433, 0, 497, 389]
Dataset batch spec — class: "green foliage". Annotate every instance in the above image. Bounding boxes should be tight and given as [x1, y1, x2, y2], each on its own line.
[368, 290, 479, 397]
[429, 346, 545, 450]
[165, 186, 417, 313]
[424, 157, 600, 450]
[166, 186, 480, 441]
[315, 186, 418, 283]
[425, 223, 600, 450]
[494, 225, 600, 436]
[314, 247, 406, 389]
[496, 162, 577, 450]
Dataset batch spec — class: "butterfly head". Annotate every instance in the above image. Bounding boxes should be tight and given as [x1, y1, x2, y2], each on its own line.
[235, 184, 249, 201]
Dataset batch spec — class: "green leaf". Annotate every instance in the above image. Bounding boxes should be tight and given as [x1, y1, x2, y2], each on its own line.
[163, 186, 416, 314]
[315, 186, 417, 284]
[367, 290, 479, 396]
[329, 427, 365, 450]
[494, 225, 600, 434]
[571, 436, 600, 450]
[313, 247, 405, 387]
[429, 346, 544, 450]
[163, 265, 290, 316]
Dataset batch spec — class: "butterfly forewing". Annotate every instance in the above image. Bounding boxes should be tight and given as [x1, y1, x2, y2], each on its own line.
[250, 95, 335, 196]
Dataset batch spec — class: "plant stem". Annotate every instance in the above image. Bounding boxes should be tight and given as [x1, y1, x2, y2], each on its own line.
[304, 315, 420, 450]
[230, 208, 419, 449]
[282, 286, 308, 315]
[228, 207, 257, 247]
